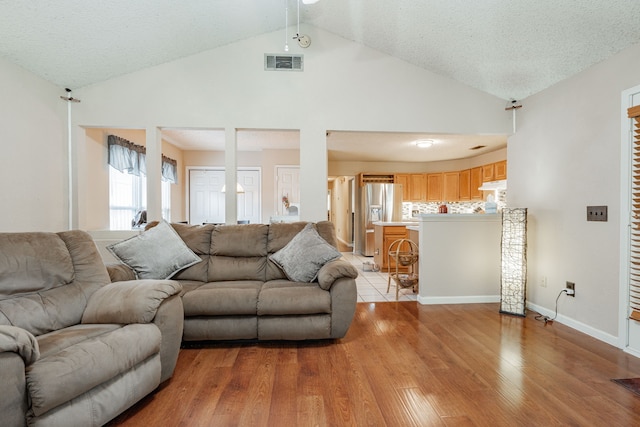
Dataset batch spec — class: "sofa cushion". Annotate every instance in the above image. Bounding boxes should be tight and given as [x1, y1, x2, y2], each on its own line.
[258, 280, 331, 315]
[82, 280, 182, 324]
[170, 223, 215, 282]
[208, 224, 269, 282]
[26, 323, 161, 417]
[182, 281, 262, 316]
[36, 324, 121, 359]
[269, 223, 342, 282]
[0, 232, 74, 297]
[108, 220, 201, 280]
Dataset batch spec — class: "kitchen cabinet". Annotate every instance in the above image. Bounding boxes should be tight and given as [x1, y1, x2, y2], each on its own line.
[482, 163, 495, 182]
[494, 160, 507, 180]
[394, 174, 425, 201]
[426, 173, 443, 201]
[409, 174, 426, 201]
[394, 174, 410, 200]
[459, 169, 471, 200]
[388, 159, 504, 203]
[374, 224, 409, 272]
[470, 167, 483, 200]
[443, 172, 459, 202]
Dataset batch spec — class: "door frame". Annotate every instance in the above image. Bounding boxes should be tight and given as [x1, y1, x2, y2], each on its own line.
[619, 83, 640, 357]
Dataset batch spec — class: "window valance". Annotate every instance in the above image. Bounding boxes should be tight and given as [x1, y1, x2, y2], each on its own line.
[108, 135, 177, 184]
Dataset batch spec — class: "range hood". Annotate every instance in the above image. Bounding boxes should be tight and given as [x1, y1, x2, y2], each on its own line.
[478, 179, 507, 191]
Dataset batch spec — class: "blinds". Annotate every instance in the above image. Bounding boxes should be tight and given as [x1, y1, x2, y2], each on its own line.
[628, 105, 640, 321]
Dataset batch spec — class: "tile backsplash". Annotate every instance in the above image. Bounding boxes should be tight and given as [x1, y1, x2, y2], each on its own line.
[403, 190, 506, 219]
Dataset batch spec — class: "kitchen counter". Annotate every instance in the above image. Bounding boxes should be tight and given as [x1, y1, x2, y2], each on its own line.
[418, 213, 499, 222]
[372, 221, 418, 226]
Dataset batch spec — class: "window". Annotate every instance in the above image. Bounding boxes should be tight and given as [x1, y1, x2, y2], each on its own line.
[109, 166, 171, 230]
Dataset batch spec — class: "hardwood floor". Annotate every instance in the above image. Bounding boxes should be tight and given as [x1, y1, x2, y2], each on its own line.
[107, 303, 640, 426]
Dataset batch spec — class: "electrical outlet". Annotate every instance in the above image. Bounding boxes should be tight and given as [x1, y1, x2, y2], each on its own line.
[540, 276, 547, 288]
[587, 206, 607, 221]
[566, 281, 575, 297]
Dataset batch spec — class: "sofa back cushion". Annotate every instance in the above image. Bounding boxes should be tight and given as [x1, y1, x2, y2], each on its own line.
[208, 224, 269, 282]
[170, 223, 214, 282]
[0, 230, 110, 336]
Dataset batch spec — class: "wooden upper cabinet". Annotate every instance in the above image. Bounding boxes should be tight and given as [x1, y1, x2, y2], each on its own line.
[426, 173, 443, 201]
[394, 174, 410, 201]
[443, 172, 459, 202]
[409, 174, 426, 201]
[459, 169, 471, 200]
[494, 160, 507, 180]
[394, 174, 425, 201]
[470, 167, 483, 200]
[482, 163, 495, 182]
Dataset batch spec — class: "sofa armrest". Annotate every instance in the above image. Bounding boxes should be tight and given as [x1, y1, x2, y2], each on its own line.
[0, 352, 28, 427]
[0, 325, 39, 365]
[153, 294, 184, 383]
[329, 277, 358, 339]
[81, 280, 183, 324]
[106, 262, 136, 282]
[317, 259, 358, 290]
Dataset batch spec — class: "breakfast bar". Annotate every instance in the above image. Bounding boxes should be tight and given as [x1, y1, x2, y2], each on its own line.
[416, 213, 502, 305]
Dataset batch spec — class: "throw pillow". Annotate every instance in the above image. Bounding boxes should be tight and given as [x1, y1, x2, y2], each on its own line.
[270, 223, 342, 282]
[107, 220, 201, 280]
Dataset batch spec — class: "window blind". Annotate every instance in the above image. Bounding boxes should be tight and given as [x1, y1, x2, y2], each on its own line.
[628, 105, 640, 321]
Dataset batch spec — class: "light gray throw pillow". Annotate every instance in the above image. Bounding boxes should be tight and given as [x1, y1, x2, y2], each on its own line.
[107, 220, 201, 280]
[270, 223, 342, 282]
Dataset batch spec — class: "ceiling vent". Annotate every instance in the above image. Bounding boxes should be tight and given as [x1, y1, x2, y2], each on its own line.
[264, 54, 304, 71]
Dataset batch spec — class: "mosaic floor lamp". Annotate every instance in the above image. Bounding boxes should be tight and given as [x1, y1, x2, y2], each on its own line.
[500, 208, 528, 316]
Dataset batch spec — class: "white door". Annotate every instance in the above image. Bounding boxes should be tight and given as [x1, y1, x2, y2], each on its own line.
[622, 84, 640, 356]
[237, 169, 261, 224]
[189, 168, 261, 225]
[276, 166, 300, 216]
[189, 169, 225, 224]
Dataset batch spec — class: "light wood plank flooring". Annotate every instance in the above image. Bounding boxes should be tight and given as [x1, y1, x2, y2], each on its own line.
[107, 303, 640, 426]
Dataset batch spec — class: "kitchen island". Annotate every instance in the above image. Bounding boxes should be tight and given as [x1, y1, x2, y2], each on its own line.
[372, 221, 418, 272]
[416, 214, 502, 304]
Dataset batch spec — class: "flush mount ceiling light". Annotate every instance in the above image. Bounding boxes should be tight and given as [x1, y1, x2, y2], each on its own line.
[414, 139, 434, 148]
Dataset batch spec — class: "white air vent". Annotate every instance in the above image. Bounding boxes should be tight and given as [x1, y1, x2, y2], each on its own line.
[264, 54, 303, 71]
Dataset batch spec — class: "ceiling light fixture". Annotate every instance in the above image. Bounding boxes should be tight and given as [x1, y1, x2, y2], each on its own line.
[294, 0, 312, 48]
[415, 139, 434, 148]
[221, 183, 245, 194]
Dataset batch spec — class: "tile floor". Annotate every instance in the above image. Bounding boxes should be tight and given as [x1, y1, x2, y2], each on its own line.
[341, 252, 419, 303]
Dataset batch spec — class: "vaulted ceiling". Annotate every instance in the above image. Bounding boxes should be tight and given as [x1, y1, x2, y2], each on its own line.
[2, 1, 639, 162]
[2, 0, 639, 100]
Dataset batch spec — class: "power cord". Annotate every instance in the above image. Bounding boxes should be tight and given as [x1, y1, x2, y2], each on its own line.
[534, 289, 568, 324]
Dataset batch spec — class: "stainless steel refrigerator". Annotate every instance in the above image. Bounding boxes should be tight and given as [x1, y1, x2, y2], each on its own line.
[355, 183, 404, 256]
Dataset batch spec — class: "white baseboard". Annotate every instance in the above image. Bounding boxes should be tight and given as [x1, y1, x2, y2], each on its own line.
[417, 295, 500, 305]
[526, 301, 620, 348]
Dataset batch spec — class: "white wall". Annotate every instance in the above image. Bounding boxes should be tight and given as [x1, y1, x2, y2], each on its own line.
[0, 57, 66, 231]
[72, 25, 510, 224]
[509, 42, 640, 342]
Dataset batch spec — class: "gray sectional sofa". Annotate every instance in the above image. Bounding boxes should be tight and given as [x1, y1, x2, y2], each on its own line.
[0, 221, 357, 426]
[0, 230, 184, 427]
[107, 221, 359, 342]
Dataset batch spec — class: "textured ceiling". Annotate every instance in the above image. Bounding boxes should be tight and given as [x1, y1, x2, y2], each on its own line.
[1, 0, 640, 100]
